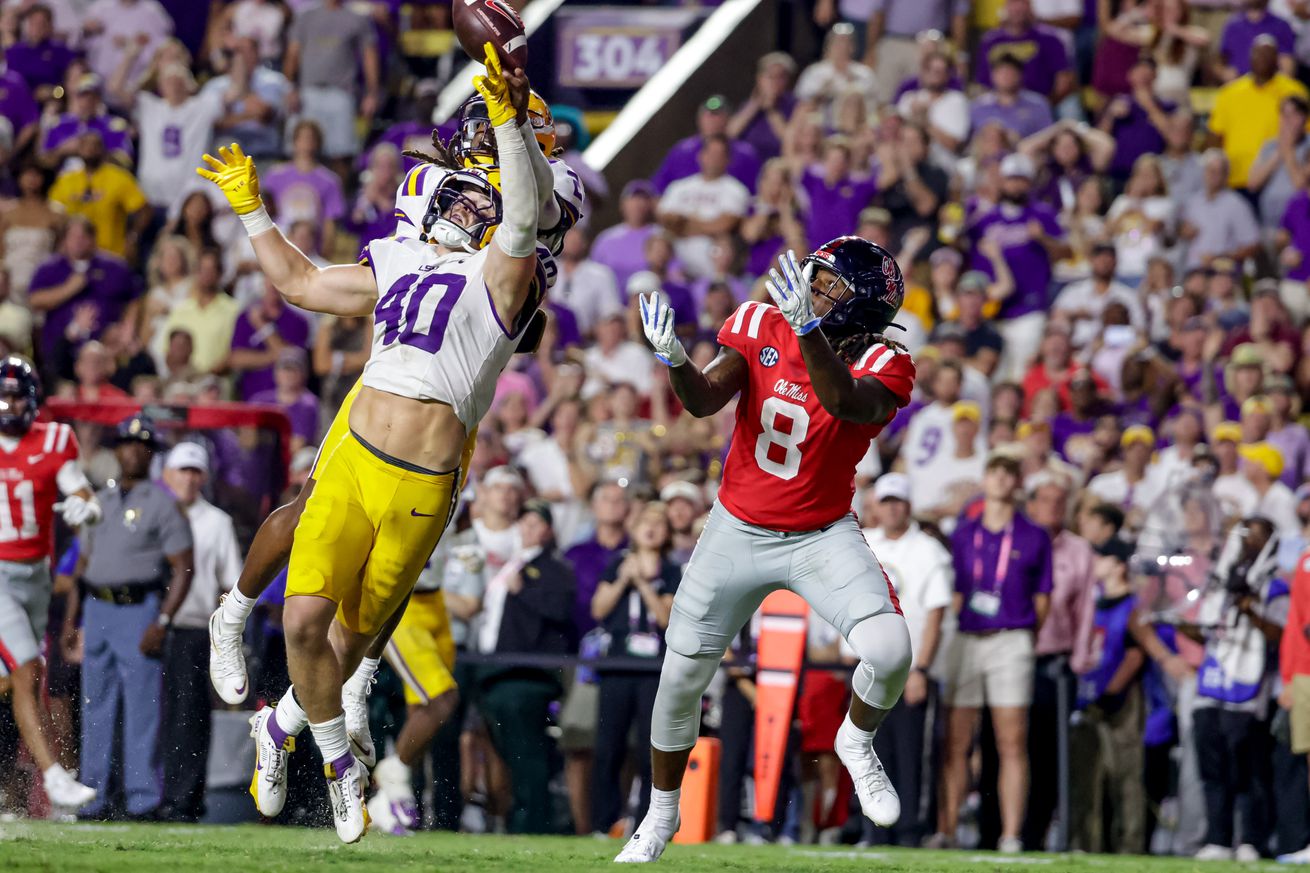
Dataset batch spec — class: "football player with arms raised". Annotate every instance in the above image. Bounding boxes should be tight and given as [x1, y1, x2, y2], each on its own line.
[617, 238, 917, 862]
[0, 356, 101, 813]
[198, 47, 546, 843]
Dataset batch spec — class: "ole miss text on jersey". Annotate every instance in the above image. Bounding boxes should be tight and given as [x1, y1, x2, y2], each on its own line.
[716, 301, 915, 532]
[0, 422, 79, 562]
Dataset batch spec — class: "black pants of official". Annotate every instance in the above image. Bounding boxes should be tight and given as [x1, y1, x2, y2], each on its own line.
[592, 671, 658, 832]
[867, 690, 933, 846]
[1273, 731, 1310, 854]
[161, 628, 211, 822]
[1023, 655, 1073, 850]
[717, 681, 754, 833]
[1195, 707, 1266, 848]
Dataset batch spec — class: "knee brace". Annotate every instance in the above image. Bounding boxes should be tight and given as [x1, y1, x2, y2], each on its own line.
[847, 611, 913, 710]
[650, 649, 720, 752]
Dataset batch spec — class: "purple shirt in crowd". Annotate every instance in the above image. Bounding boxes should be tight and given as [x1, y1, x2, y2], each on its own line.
[565, 535, 628, 638]
[1106, 96, 1175, 178]
[1270, 423, 1310, 488]
[974, 25, 1071, 96]
[800, 166, 879, 250]
[651, 134, 762, 194]
[261, 163, 346, 226]
[6, 39, 77, 90]
[347, 193, 399, 249]
[250, 388, 320, 444]
[968, 200, 1063, 317]
[1221, 11, 1297, 74]
[969, 91, 1053, 140]
[31, 254, 141, 357]
[1281, 191, 1310, 281]
[736, 92, 796, 161]
[229, 307, 312, 400]
[1050, 412, 1097, 458]
[547, 301, 582, 349]
[952, 510, 1054, 633]
[41, 112, 134, 161]
[590, 222, 658, 293]
[0, 69, 38, 133]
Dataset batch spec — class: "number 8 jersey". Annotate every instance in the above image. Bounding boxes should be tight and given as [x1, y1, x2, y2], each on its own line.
[715, 301, 916, 532]
[362, 236, 547, 430]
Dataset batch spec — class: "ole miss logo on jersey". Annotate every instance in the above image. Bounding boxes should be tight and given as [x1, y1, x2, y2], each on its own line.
[0, 422, 79, 562]
[716, 302, 915, 532]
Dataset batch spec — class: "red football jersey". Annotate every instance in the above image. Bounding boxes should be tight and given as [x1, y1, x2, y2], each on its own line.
[716, 302, 915, 532]
[0, 422, 79, 562]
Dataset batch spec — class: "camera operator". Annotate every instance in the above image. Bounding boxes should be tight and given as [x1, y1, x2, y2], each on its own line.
[1174, 516, 1288, 862]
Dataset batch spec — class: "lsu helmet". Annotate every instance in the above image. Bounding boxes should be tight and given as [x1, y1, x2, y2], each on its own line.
[800, 236, 906, 338]
[452, 90, 556, 167]
[0, 355, 39, 437]
[422, 168, 503, 253]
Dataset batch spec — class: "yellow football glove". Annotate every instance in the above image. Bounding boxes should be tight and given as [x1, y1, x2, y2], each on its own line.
[196, 143, 263, 215]
[473, 42, 516, 127]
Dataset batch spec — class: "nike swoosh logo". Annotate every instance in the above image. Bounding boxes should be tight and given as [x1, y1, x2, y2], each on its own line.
[410, 509, 436, 517]
[234, 684, 246, 696]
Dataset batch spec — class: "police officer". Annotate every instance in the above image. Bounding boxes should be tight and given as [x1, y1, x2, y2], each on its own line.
[61, 415, 194, 819]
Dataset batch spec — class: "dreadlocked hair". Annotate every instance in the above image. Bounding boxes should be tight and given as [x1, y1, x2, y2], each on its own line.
[401, 130, 461, 170]
[831, 332, 907, 366]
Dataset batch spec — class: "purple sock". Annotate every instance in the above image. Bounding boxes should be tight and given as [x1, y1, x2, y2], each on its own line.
[325, 752, 356, 780]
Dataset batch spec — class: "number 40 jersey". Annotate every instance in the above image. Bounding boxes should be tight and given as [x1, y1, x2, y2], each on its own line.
[716, 301, 916, 532]
[361, 236, 547, 430]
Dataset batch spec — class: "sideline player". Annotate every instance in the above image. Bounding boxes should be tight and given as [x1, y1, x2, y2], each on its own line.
[616, 239, 917, 862]
[198, 49, 545, 843]
[0, 356, 101, 811]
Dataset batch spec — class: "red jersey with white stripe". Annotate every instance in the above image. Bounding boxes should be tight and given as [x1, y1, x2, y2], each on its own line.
[716, 302, 915, 532]
[0, 422, 78, 562]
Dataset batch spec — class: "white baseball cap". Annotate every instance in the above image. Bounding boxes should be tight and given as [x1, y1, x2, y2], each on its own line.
[164, 441, 209, 473]
[483, 465, 525, 490]
[872, 473, 910, 503]
[659, 480, 703, 507]
[1000, 152, 1035, 180]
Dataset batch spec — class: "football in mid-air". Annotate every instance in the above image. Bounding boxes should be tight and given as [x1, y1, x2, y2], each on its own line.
[453, 0, 529, 72]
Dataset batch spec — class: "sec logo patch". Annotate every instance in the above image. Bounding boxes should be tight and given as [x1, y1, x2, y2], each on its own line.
[759, 346, 779, 367]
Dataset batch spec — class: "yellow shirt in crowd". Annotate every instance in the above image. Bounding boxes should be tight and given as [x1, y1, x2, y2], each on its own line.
[48, 163, 147, 257]
[161, 293, 241, 373]
[1209, 72, 1309, 188]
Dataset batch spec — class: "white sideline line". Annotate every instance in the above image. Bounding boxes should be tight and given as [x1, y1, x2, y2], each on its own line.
[434, 0, 568, 124]
[583, 0, 764, 172]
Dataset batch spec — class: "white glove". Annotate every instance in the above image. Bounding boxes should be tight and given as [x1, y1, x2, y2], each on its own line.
[766, 249, 822, 336]
[58, 494, 101, 527]
[638, 292, 687, 367]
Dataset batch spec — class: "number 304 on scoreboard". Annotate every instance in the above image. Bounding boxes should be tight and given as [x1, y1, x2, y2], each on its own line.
[556, 7, 706, 89]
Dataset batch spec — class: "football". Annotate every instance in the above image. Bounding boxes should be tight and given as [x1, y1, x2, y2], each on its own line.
[453, 0, 529, 72]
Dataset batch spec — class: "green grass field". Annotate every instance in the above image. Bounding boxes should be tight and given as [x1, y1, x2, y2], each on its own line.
[0, 822, 1276, 872]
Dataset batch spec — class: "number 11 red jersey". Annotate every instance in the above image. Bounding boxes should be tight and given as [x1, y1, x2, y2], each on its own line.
[0, 422, 79, 562]
[715, 302, 915, 532]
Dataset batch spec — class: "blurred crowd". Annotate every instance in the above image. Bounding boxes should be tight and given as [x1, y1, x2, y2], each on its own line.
[3, 0, 1310, 862]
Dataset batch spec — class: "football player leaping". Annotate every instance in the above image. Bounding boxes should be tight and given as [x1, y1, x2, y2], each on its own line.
[198, 47, 548, 843]
[203, 88, 582, 835]
[0, 356, 101, 813]
[616, 239, 918, 862]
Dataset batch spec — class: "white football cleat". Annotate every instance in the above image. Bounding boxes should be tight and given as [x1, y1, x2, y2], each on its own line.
[614, 816, 679, 863]
[372, 756, 417, 829]
[325, 753, 370, 844]
[1195, 844, 1235, 862]
[343, 677, 376, 768]
[367, 792, 412, 837]
[248, 707, 293, 817]
[43, 763, 95, 809]
[835, 718, 900, 828]
[209, 599, 249, 704]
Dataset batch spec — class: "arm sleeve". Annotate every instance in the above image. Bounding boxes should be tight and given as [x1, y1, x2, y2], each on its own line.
[493, 118, 539, 258]
[518, 121, 560, 230]
[851, 345, 916, 407]
[56, 460, 91, 497]
[1035, 530, 1055, 595]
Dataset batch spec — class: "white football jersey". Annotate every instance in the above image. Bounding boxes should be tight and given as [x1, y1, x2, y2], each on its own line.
[361, 236, 547, 429]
